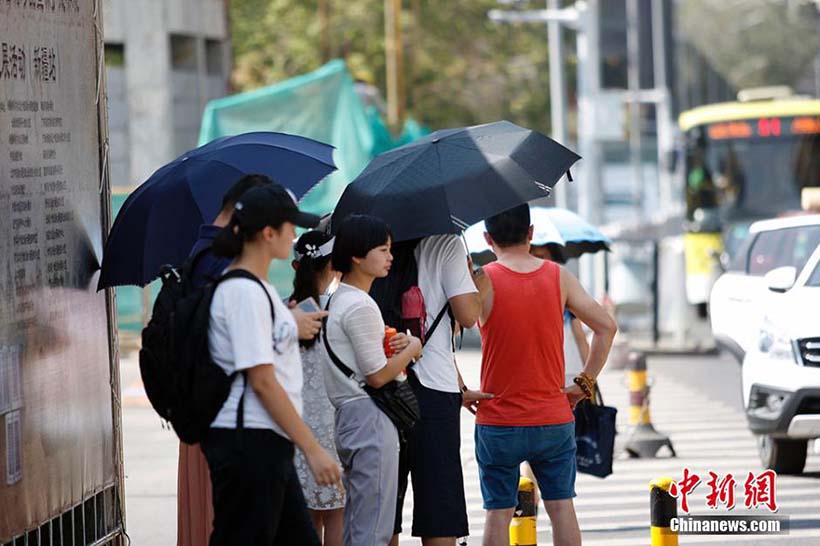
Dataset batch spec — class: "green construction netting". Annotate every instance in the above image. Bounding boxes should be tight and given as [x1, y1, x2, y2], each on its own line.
[116, 60, 427, 332]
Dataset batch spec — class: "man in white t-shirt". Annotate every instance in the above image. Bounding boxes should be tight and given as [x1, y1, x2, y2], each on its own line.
[394, 234, 489, 546]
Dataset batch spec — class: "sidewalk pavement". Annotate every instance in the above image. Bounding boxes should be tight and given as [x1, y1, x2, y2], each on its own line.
[120, 351, 178, 546]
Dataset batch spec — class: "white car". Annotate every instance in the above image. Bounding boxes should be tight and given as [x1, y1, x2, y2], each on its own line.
[741, 244, 820, 474]
[710, 214, 820, 362]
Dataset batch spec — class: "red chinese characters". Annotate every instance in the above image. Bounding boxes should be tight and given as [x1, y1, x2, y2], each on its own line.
[705, 471, 737, 510]
[670, 468, 779, 513]
[743, 470, 778, 512]
[669, 467, 701, 514]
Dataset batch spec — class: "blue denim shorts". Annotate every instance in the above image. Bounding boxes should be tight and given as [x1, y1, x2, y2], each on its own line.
[475, 422, 577, 509]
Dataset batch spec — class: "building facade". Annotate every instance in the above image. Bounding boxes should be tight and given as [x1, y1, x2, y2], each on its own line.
[103, 0, 231, 191]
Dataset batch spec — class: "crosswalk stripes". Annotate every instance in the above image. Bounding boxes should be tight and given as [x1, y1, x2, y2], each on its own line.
[398, 351, 820, 545]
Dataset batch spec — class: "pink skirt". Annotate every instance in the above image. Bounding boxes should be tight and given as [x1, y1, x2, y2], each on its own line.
[177, 442, 213, 546]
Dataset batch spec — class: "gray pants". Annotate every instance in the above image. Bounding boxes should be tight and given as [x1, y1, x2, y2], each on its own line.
[335, 397, 400, 546]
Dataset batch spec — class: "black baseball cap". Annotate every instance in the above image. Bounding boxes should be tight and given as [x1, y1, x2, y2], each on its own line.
[233, 184, 320, 230]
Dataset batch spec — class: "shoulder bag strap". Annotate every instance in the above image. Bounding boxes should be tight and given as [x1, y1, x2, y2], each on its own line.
[321, 296, 361, 383]
[593, 383, 603, 406]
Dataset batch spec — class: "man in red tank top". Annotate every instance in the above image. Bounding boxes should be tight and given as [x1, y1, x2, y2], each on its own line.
[471, 204, 617, 546]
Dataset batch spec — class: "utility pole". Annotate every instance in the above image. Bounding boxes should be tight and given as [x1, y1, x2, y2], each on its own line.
[489, 0, 604, 294]
[409, 0, 422, 110]
[548, 0, 569, 210]
[574, 0, 604, 295]
[385, 0, 405, 128]
[319, 0, 331, 62]
[652, 0, 674, 217]
[626, 0, 643, 218]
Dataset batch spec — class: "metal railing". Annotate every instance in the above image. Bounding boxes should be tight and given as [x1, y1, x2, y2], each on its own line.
[2, 486, 124, 546]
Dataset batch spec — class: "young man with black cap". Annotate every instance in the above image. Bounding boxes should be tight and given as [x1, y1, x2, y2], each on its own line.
[178, 175, 329, 546]
[187, 174, 328, 341]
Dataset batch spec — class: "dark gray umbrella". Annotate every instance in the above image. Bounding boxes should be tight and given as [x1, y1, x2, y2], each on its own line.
[331, 120, 580, 241]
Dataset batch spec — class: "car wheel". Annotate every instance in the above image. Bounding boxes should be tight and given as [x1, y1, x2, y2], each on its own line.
[757, 435, 808, 474]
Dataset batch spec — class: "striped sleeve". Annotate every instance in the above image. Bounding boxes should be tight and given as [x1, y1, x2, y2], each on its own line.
[342, 301, 388, 377]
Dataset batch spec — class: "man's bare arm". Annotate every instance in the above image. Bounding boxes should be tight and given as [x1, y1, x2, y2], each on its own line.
[570, 318, 590, 363]
[449, 292, 481, 329]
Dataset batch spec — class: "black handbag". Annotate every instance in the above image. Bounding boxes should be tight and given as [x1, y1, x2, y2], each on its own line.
[322, 297, 420, 432]
[573, 384, 618, 478]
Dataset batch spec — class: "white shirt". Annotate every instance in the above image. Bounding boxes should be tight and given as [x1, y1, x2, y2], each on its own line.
[414, 235, 479, 392]
[208, 277, 302, 438]
[563, 312, 584, 387]
[322, 283, 388, 408]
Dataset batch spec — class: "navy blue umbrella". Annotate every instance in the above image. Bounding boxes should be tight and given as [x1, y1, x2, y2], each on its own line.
[331, 120, 580, 241]
[98, 132, 336, 289]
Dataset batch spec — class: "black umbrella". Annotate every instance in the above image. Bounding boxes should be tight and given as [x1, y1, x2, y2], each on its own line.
[331, 120, 580, 241]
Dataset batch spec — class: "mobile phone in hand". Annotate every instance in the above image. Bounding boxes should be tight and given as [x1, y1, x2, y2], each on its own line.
[297, 297, 321, 313]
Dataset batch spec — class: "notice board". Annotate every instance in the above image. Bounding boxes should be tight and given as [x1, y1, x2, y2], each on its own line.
[0, 0, 119, 539]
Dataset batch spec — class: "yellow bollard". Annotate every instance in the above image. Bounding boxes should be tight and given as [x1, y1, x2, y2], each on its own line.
[649, 477, 679, 546]
[509, 477, 537, 545]
[627, 354, 651, 425]
[625, 352, 676, 458]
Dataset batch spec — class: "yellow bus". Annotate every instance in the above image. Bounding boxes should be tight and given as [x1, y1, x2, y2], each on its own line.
[678, 89, 820, 311]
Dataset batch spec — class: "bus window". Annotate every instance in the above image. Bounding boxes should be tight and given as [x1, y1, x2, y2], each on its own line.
[685, 128, 820, 224]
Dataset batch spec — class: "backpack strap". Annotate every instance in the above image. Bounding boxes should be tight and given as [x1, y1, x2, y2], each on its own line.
[213, 269, 276, 433]
[423, 303, 451, 348]
[215, 268, 275, 317]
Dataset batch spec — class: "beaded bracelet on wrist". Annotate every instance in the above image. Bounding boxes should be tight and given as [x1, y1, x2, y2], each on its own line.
[573, 374, 595, 399]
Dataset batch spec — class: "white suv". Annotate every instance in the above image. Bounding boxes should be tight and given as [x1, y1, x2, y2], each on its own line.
[741, 243, 820, 474]
[710, 215, 820, 362]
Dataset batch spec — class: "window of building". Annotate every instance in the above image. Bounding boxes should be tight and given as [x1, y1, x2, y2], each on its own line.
[104, 43, 125, 67]
[205, 39, 224, 75]
[170, 34, 197, 71]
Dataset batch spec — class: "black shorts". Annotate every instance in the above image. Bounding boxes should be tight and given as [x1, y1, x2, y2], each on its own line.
[201, 428, 321, 546]
[394, 371, 469, 538]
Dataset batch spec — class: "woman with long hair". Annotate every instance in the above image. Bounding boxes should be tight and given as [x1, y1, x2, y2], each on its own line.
[323, 214, 422, 546]
[204, 183, 341, 545]
[290, 230, 345, 546]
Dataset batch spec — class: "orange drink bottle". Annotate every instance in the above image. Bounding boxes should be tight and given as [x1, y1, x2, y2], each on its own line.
[383, 327, 398, 357]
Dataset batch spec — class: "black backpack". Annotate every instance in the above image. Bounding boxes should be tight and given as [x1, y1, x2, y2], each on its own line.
[139, 264, 273, 444]
[369, 238, 451, 346]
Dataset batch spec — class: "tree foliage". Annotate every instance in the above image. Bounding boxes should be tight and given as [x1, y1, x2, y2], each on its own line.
[679, 0, 819, 91]
[229, 0, 561, 133]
